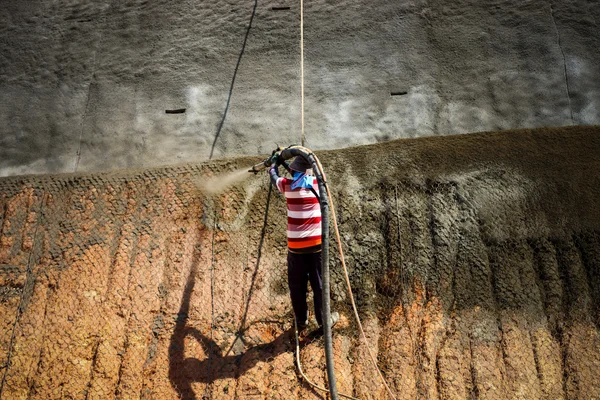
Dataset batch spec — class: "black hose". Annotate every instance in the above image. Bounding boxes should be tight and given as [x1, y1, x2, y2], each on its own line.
[280, 147, 339, 400]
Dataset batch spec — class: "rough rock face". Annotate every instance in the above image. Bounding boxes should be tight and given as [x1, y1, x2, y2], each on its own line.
[0, 125, 599, 399]
[1, 0, 600, 177]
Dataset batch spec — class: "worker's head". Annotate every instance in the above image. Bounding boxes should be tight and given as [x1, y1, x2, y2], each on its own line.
[289, 156, 313, 175]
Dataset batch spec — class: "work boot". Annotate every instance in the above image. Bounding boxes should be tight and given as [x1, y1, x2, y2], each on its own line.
[317, 312, 339, 334]
[329, 312, 340, 328]
[296, 319, 308, 334]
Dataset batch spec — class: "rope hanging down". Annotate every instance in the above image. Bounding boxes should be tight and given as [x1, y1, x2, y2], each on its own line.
[300, 0, 305, 146]
[296, 3, 394, 397]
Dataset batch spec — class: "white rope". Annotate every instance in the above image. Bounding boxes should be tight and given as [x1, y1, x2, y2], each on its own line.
[300, 0, 305, 146]
[295, 2, 394, 396]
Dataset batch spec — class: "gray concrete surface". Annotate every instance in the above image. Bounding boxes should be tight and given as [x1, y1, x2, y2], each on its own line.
[0, 0, 599, 177]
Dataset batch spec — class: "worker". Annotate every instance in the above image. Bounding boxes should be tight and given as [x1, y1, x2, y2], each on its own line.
[269, 155, 338, 333]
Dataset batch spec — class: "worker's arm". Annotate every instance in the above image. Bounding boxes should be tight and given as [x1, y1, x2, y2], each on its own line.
[269, 163, 281, 188]
[269, 155, 289, 193]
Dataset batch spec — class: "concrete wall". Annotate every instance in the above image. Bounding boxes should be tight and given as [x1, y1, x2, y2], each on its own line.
[1, 0, 599, 177]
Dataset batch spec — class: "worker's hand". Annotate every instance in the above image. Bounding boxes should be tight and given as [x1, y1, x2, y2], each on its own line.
[268, 164, 279, 181]
[271, 153, 282, 166]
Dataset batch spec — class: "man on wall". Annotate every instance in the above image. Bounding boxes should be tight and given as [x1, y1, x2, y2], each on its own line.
[268, 155, 338, 333]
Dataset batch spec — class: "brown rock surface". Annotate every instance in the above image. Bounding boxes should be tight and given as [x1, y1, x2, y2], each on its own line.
[0, 125, 599, 399]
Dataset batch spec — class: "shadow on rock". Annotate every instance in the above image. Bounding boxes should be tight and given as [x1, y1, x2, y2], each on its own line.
[169, 319, 296, 399]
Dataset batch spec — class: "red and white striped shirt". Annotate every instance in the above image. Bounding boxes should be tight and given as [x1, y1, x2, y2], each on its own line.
[275, 177, 322, 252]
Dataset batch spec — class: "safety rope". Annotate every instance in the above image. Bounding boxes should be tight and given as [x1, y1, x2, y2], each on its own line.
[300, 0, 306, 146]
[295, 3, 393, 394]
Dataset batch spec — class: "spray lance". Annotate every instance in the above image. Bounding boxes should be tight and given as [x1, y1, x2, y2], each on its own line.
[248, 147, 286, 174]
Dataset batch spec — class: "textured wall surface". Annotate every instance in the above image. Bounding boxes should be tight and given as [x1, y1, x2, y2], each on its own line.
[0, 126, 599, 399]
[1, 0, 599, 177]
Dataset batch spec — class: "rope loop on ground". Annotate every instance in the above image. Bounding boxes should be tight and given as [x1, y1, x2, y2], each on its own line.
[294, 321, 360, 400]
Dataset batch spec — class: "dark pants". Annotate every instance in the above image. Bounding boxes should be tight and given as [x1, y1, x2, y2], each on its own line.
[287, 251, 323, 326]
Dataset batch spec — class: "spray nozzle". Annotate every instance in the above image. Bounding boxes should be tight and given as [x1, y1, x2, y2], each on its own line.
[248, 147, 284, 174]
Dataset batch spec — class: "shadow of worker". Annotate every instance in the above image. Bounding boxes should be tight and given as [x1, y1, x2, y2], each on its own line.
[169, 182, 299, 399]
[169, 319, 295, 399]
[168, 248, 297, 399]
